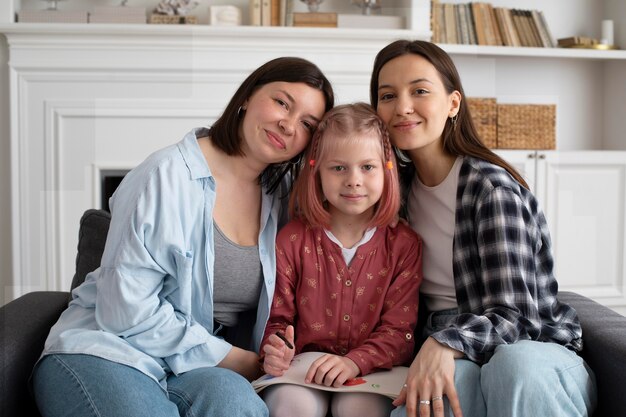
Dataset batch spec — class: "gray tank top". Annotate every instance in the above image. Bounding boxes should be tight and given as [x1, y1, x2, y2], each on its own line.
[212, 221, 263, 327]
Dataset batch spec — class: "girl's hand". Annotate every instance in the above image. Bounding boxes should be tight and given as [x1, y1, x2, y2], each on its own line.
[393, 337, 464, 417]
[305, 354, 360, 388]
[261, 325, 295, 376]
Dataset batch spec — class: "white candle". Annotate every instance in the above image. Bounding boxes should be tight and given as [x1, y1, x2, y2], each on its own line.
[601, 19, 614, 46]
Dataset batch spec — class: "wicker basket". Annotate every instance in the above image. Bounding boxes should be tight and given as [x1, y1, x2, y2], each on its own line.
[497, 104, 556, 149]
[466, 97, 497, 148]
[149, 14, 197, 24]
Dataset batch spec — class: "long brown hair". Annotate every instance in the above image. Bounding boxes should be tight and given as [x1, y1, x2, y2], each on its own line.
[210, 57, 335, 193]
[370, 40, 528, 189]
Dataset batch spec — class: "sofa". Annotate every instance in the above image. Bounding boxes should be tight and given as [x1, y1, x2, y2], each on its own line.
[2, 209, 626, 417]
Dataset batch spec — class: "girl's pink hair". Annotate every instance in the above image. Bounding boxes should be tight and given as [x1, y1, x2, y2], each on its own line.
[289, 102, 401, 229]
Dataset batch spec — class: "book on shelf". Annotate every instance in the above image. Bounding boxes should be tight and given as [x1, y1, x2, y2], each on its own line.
[431, 0, 445, 43]
[471, 2, 486, 45]
[493, 7, 510, 46]
[480, 3, 496, 45]
[261, 0, 271, 26]
[486, 3, 503, 46]
[252, 352, 408, 400]
[465, 4, 477, 45]
[511, 9, 530, 46]
[270, 0, 280, 26]
[443, 3, 457, 44]
[455, 4, 464, 44]
[495, 7, 520, 47]
[557, 36, 598, 47]
[292, 12, 337, 28]
[532, 10, 555, 47]
[250, 0, 262, 25]
[283, 0, 294, 26]
[523, 10, 542, 47]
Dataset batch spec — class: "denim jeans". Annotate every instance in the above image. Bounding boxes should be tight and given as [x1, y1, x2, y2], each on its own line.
[32, 354, 268, 417]
[391, 309, 597, 417]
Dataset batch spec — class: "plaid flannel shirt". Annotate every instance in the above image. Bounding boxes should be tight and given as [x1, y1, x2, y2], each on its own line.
[423, 157, 583, 364]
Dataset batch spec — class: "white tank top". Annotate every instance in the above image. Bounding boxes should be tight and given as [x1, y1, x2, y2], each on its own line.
[407, 157, 463, 311]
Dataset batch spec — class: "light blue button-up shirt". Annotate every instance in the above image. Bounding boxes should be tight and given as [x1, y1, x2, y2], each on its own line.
[41, 128, 286, 389]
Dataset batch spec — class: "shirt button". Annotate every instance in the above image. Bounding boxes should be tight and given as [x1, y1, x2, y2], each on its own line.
[340, 348, 348, 355]
[405, 333, 412, 340]
[343, 314, 350, 321]
[345, 280, 352, 287]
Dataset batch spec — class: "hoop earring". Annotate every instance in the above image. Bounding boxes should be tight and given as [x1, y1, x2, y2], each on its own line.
[450, 114, 458, 129]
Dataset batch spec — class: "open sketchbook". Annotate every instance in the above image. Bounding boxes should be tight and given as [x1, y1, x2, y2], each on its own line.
[252, 352, 408, 400]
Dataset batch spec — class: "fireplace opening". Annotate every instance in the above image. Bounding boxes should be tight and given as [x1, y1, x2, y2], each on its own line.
[101, 169, 129, 212]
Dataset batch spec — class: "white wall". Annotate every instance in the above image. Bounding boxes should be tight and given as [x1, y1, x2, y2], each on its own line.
[1, 5, 12, 306]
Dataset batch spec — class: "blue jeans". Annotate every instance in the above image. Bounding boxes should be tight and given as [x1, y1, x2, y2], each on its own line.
[32, 354, 268, 417]
[391, 309, 597, 417]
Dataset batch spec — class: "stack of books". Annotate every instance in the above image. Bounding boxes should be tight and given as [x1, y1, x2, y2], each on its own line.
[431, 1, 555, 47]
[250, 0, 293, 26]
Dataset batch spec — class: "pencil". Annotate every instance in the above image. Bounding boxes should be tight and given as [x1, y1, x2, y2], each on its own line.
[275, 331, 294, 349]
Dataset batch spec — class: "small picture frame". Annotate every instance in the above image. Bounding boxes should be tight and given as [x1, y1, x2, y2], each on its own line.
[209, 5, 242, 26]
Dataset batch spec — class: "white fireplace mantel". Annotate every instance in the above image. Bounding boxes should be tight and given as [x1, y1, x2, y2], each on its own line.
[1, 23, 429, 298]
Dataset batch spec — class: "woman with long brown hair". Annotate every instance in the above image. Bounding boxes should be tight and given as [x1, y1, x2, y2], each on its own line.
[370, 40, 596, 417]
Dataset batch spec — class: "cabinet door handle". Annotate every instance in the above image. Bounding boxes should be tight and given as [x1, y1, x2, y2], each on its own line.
[528, 153, 536, 159]
[538, 153, 546, 159]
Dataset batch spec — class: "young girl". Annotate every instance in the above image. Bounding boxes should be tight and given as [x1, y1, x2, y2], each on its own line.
[260, 103, 423, 417]
[370, 40, 596, 417]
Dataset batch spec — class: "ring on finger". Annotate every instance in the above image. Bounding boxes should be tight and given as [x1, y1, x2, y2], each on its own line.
[432, 396, 443, 401]
[419, 400, 431, 405]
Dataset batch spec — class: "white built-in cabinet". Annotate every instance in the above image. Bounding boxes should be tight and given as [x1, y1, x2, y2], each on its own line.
[1, 0, 625, 313]
[497, 151, 626, 315]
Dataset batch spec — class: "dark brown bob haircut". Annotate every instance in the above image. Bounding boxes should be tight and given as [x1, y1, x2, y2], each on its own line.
[209, 56, 335, 193]
[370, 40, 527, 189]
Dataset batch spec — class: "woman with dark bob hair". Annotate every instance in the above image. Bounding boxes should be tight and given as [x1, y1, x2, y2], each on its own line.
[32, 57, 334, 417]
[370, 40, 596, 417]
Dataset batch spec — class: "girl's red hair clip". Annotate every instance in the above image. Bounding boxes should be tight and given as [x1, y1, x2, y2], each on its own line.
[385, 160, 394, 170]
[309, 159, 316, 167]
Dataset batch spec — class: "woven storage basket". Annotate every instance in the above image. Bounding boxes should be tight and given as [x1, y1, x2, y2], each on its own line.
[466, 97, 497, 148]
[149, 14, 197, 24]
[497, 104, 556, 149]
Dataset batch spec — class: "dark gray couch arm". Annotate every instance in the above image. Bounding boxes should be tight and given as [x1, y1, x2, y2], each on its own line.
[558, 291, 626, 417]
[0, 291, 70, 417]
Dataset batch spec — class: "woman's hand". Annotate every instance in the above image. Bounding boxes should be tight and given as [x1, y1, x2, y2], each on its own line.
[218, 346, 263, 381]
[305, 354, 360, 388]
[394, 337, 464, 417]
[261, 325, 296, 376]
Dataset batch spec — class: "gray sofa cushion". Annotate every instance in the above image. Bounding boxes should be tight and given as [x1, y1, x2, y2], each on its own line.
[558, 291, 626, 416]
[70, 209, 111, 291]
